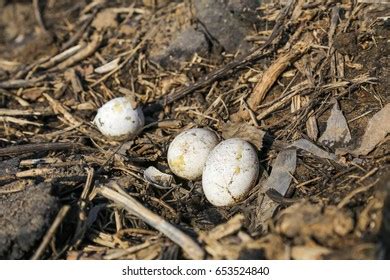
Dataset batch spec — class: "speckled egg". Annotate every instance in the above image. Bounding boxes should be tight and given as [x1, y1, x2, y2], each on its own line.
[93, 97, 144, 139]
[202, 138, 259, 206]
[167, 128, 219, 180]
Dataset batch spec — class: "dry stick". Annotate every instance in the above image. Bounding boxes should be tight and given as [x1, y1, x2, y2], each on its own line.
[0, 142, 90, 157]
[265, 188, 301, 206]
[31, 205, 71, 260]
[0, 108, 43, 116]
[0, 76, 46, 89]
[104, 241, 153, 260]
[249, 43, 309, 110]
[328, 6, 341, 95]
[256, 84, 310, 121]
[161, 0, 297, 105]
[13, 14, 91, 80]
[162, 50, 271, 105]
[337, 179, 380, 209]
[61, 13, 96, 51]
[40, 44, 83, 69]
[98, 184, 205, 260]
[0, 88, 29, 106]
[231, 38, 311, 121]
[72, 168, 95, 247]
[52, 33, 103, 71]
[0, 116, 42, 126]
[90, 26, 158, 87]
[33, 0, 49, 34]
[43, 93, 101, 139]
[13, 56, 50, 79]
[0, 180, 30, 195]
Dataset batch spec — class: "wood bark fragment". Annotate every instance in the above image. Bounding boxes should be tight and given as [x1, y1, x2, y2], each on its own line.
[231, 36, 312, 121]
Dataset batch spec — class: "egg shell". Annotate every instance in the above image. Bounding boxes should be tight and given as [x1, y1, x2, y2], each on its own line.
[167, 128, 219, 180]
[93, 97, 144, 138]
[202, 138, 259, 206]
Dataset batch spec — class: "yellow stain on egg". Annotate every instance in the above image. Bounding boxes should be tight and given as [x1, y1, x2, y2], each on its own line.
[169, 154, 186, 172]
[235, 146, 243, 160]
[234, 166, 241, 175]
[113, 102, 124, 112]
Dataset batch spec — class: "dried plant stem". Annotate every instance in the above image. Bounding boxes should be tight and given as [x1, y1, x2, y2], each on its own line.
[98, 184, 205, 260]
[31, 205, 71, 260]
[0, 142, 90, 157]
[33, 0, 49, 34]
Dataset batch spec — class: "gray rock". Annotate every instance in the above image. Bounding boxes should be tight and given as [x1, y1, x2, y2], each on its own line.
[194, 0, 251, 53]
[151, 0, 260, 68]
[227, 0, 261, 24]
[151, 27, 210, 68]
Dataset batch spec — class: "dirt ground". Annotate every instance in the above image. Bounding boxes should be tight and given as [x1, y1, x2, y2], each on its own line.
[0, 0, 389, 260]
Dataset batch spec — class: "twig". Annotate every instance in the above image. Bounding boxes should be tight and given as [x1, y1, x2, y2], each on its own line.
[40, 44, 83, 69]
[104, 241, 153, 260]
[232, 35, 312, 121]
[31, 205, 71, 260]
[98, 183, 205, 260]
[90, 26, 157, 87]
[0, 116, 42, 126]
[162, 50, 272, 105]
[0, 142, 91, 157]
[266, 188, 301, 206]
[33, 0, 49, 34]
[43, 93, 101, 139]
[357, 167, 378, 183]
[249, 40, 310, 110]
[337, 179, 380, 209]
[52, 33, 103, 71]
[0, 108, 44, 116]
[72, 168, 95, 247]
[61, 13, 96, 51]
[0, 76, 46, 89]
[256, 83, 310, 121]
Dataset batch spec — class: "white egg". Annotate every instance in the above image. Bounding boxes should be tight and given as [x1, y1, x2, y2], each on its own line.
[167, 128, 219, 180]
[202, 138, 259, 206]
[93, 97, 144, 139]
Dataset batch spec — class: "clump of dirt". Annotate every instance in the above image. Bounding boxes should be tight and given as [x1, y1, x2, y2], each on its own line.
[0, 182, 57, 259]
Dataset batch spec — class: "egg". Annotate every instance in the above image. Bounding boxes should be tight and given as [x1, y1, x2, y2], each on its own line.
[202, 138, 259, 206]
[167, 128, 219, 180]
[93, 97, 144, 139]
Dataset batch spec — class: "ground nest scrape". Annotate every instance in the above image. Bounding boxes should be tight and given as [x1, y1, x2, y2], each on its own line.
[0, 0, 389, 260]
